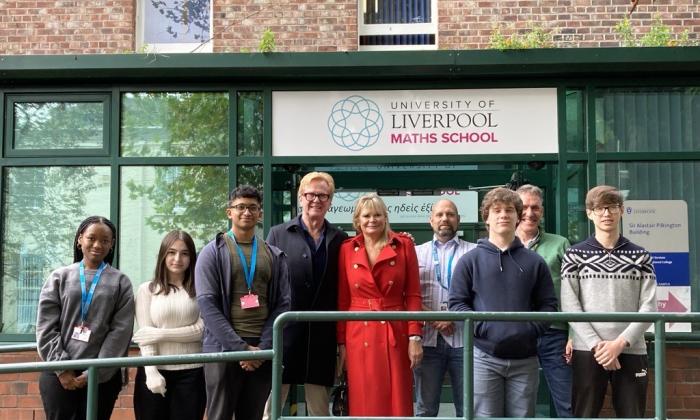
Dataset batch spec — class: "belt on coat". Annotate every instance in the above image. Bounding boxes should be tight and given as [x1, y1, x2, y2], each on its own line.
[349, 297, 405, 346]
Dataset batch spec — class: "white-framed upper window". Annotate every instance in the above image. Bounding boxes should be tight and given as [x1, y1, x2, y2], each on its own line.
[136, 0, 213, 53]
[358, 0, 438, 51]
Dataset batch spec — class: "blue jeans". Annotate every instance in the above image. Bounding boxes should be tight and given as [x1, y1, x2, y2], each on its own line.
[537, 328, 573, 417]
[414, 335, 464, 417]
[473, 347, 539, 418]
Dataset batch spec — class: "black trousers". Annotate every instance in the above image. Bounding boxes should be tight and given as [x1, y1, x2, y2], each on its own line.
[39, 369, 122, 420]
[204, 339, 271, 420]
[133, 366, 206, 420]
[571, 350, 649, 418]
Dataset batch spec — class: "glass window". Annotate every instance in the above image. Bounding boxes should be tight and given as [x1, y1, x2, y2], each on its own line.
[566, 163, 589, 244]
[358, 0, 438, 51]
[136, 0, 212, 53]
[566, 89, 585, 152]
[595, 87, 700, 152]
[8, 96, 108, 154]
[597, 161, 699, 313]
[121, 92, 229, 157]
[238, 165, 263, 190]
[1, 166, 110, 334]
[237, 92, 264, 156]
[119, 165, 228, 285]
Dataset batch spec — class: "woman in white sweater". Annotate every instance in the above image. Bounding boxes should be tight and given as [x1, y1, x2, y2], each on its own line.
[132, 230, 205, 420]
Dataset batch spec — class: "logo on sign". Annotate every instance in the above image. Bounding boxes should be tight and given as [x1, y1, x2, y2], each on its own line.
[328, 96, 383, 151]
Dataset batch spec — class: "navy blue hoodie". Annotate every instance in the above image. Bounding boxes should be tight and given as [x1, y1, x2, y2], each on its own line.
[448, 237, 558, 359]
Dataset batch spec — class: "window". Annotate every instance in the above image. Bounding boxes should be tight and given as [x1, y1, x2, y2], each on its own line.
[5, 95, 110, 157]
[595, 87, 700, 152]
[119, 165, 228, 285]
[358, 0, 437, 51]
[136, 0, 213, 53]
[121, 92, 228, 157]
[1, 167, 111, 334]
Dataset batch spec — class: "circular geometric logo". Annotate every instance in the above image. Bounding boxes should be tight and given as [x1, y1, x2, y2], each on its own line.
[327, 95, 383, 151]
[335, 192, 363, 202]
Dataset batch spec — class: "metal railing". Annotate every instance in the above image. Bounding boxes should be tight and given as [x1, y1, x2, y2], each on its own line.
[271, 311, 699, 420]
[1, 311, 698, 420]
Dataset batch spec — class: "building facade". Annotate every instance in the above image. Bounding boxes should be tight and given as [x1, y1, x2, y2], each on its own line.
[1, 1, 700, 419]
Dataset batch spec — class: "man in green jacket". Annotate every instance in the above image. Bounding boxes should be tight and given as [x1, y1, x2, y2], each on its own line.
[515, 184, 572, 418]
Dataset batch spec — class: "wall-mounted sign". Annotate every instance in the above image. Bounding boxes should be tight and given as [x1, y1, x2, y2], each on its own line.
[273, 88, 558, 156]
[623, 200, 690, 332]
[310, 190, 479, 225]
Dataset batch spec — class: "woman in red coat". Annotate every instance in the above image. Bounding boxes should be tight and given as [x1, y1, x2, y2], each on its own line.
[337, 193, 423, 416]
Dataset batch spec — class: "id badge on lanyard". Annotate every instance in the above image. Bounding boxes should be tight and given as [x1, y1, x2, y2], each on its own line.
[228, 231, 261, 310]
[72, 261, 107, 342]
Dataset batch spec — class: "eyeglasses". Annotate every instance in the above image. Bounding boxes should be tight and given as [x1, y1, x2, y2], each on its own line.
[590, 205, 621, 216]
[229, 204, 261, 213]
[302, 192, 330, 202]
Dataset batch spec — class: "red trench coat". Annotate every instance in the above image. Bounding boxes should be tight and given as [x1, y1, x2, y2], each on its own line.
[337, 232, 422, 417]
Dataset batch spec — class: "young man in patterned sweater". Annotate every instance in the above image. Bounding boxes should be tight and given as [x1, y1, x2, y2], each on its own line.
[561, 185, 657, 418]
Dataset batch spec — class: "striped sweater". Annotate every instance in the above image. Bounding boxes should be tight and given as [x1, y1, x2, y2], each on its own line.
[561, 235, 656, 355]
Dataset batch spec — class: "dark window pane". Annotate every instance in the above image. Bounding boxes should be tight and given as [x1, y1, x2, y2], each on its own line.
[13, 101, 105, 150]
[120, 165, 229, 284]
[237, 92, 264, 156]
[566, 163, 588, 243]
[595, 87, 700, 152]
[566, 90, 585, 152]
[363, 0, 432, 24]
[144, 0, 210, 44]
[1, 166, 110, 334]
[121, 92, 228, 157]
[359, 34, 435, 46]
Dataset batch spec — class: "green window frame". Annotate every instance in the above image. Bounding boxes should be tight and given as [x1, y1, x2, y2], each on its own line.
[4, 94, 111, 157]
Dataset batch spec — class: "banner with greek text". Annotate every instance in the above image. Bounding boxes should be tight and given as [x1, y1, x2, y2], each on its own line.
[272, 88, 558, 156]
[306, 191, 479, 225]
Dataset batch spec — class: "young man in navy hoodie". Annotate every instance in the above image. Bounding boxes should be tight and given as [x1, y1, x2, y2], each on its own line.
[449, 187, 558, 418]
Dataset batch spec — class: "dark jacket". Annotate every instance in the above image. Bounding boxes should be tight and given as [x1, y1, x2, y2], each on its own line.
[267, 217, 348, 386]
[195, 232, 290, 352]
[448, 237, 558, 359]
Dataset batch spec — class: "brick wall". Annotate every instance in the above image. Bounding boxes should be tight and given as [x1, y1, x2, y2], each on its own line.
[0, 0, 134, 55]
[438, 0, 700, 49]
[0, 0, 698, 55]
[214, 0, 357, 52]
[2, 347, 700, 419]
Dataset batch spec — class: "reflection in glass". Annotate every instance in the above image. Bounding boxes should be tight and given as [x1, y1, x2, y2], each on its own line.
[566, 90, 585, 152]
[120, 165, 228, 285]
[121, 92, 228, 157]
[1, 167, 110, 333]
[237, 92, 264, 156]
[598, 161, 699, 313]
[595, 87, 700, 152]
[144, 0, 211, 44]
[566, 163, 588, 244]
[238, 165, 263, 190]
[14, 102, 104, 150]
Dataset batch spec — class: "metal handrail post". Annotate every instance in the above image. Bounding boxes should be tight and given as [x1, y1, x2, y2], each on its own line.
[654, 320, 667, 420]
[86, 366, 98, 420]
[271, 315, 284, 420]
[464, 318, 474, 420]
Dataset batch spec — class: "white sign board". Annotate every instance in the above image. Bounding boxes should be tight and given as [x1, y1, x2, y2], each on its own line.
[315, 191, 479, 225]
[273, 89, 558, 156]
[623, 200, 690, 332]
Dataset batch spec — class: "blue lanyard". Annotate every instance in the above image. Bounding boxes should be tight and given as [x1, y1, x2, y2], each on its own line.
[79, 261, 107, 324]
[433, 242, 458, 290]
[228, 231, 258, 292]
